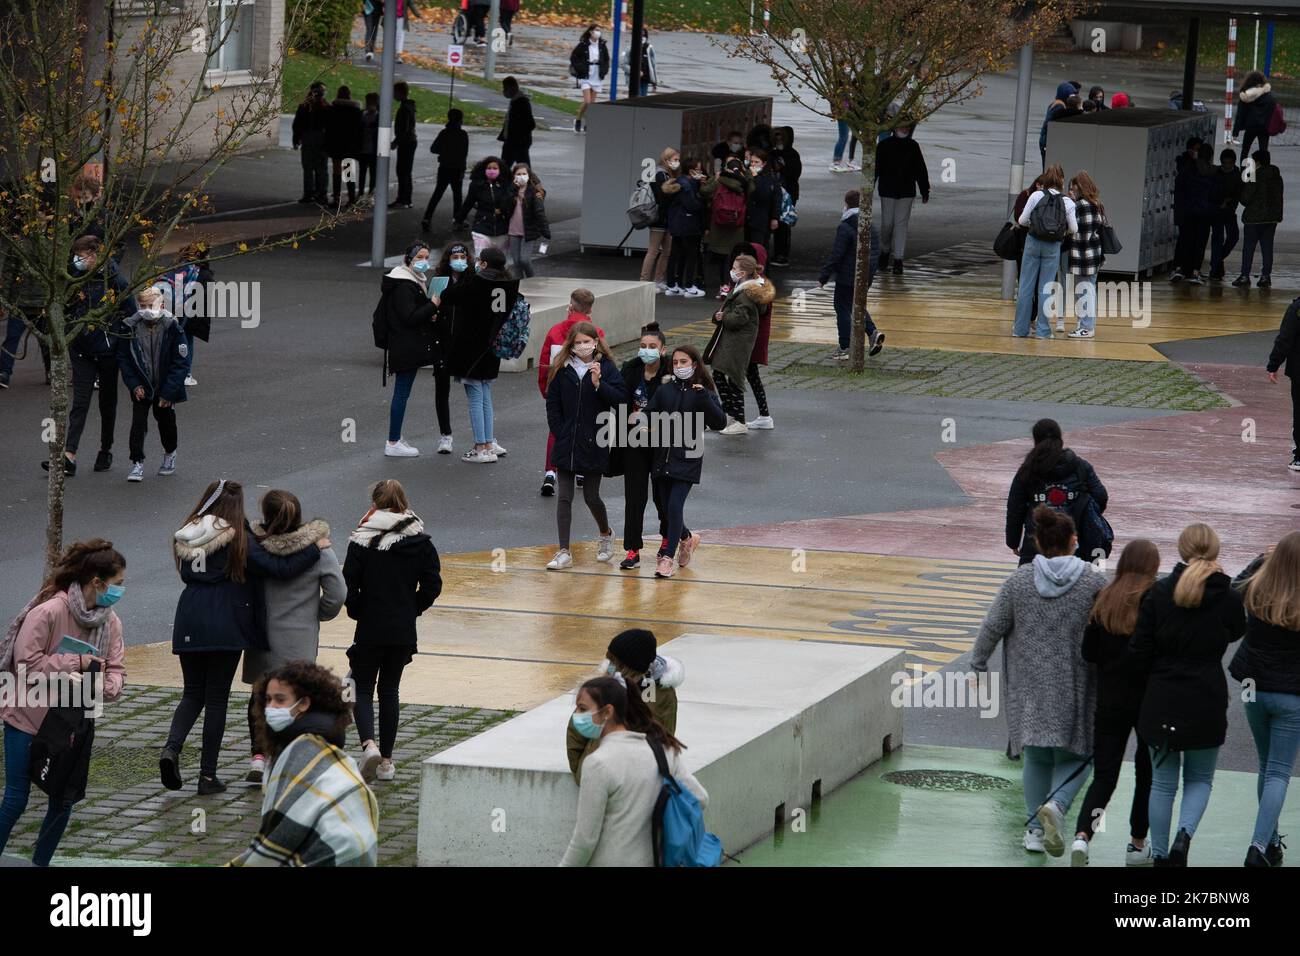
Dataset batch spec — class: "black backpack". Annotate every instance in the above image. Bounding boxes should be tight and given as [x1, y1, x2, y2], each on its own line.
[1029, 190, 1069, 242]
[371, 292, 389, 350]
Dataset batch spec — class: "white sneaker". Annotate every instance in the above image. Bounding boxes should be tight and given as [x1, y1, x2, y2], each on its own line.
[245, 755, 265, 784]
[437, 435, 453, 454]
[1067, 328, 1094, 338]
[1125, 841, 1154, 866]
[829, 161, 848, 173]
[359, 744, 382, 782]
[385, 439, 419, 457]
[1023, 828, 1046, 853]
[184, 375, 197, 387]
[126, 461, 145, 482]
[461, 448, 497, 463]
[654, 282, 667, 294]
[546, 549, 573, 570]
[683, 286, 705, 298]
[1055, 321, 1066, 333]
[595, 534, 614, 562]
[719, 419, 749, 436]
[663, 285, 684, 296]
[1037, 800, 1066, 857]
[375, 761, 395, 781]
[490, 441, 508, 456]
[1070, 837, 1089, 867]
[845, 160, 861, 172]
[747, 415, 775, 430]
[365, 51, 374, 62]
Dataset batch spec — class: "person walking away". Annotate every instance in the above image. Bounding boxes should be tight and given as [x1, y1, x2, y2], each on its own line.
[459, 156, 514, 255]
[389, 81, 417, 209]
[743, 149, 781, 254]
[569, 25, 610, 133]
[1066, 171, 1105, 338]
[537, 289, 605, 496]
[1209, 148, 1243, 281]
[1267, 294, 1300, 472]
[1005, 418, 1108, 565]
[874, 122, 930, 275]
[377, 242, 437, 458]
[819, 190, 884, 361]
[1234, 70, 1280, 160]
[707, 254, 771, 435]
[165, 480, 325, 794]
[421, 109, 469, 232]
[0, 540, 127, 865]
[363, 0, 381, 61]
[326, 85, 364, 207]
[1128, 523, 1245, 865]
[1014, 164, 1077, 338]
[1068, 539, 1160, 867]
[1039, 82, 1077, 168]
[231, 661, 378, 866]
[972, 507, 1107, 857]
[343, 479, 442, 782]
[1235, 149, 1284, 289]
[436, 245, 518, 462]
[241, 489, 345, 784]
[663, 158, 708, 298]
[639, 148, 678, 291]
[560, 676, 707, 865]
[544, 323, 628, 570]
[506, 163, 549, 278]
[116, 285, 188, 483]
[428, 242, 474, 454]
[1231, 532, 1300, 866]
[292, 82, 330, 204]
[359, 92, 380, 201]
[498, 76, 535, 169]
[644, 345, 727, 578]
[700, 156, 752, 297]
[568, 629, 684, 780]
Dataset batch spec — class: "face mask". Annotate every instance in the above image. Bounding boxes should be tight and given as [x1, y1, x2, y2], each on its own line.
[143, 305, 162, 319]
[592, 32, 601, 41]
[573, 342, 596, 358]
[265, 701, 300, 733]
[412, 259, 430, 273]
[730, 269, 745, 283]
[750, 164, 763, 174]
[729, 142, 742, 153]
[572, 710, 604, 740]
[96, 584, 125, 607]
[674, 365, 694, 380]
[638, 347, 661, 363]
[897, 130, 911, 139]
[667, 160, 679, 170]
[514, 175, 529, 187]
[485, 168, 500, 181]
[450, 258, 468, 272]
[605, 662, 620, 677]
[72, 256, 89, 273]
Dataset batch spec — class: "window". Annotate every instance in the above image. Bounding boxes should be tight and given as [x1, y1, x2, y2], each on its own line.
[206, 0, 255, 75]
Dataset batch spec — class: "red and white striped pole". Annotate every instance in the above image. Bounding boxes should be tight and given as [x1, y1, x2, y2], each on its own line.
[1225, 18, 1238, 144]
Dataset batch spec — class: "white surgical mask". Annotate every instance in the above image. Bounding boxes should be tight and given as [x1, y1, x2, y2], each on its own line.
[674, 365, 694, 380]
[728, 142, 742, 152]
[514, 175, 529, 186]
[72, 256, 89, 273]
[750, 163, 763, 174]
[667, 160, 680, 170]
[265, 700, 300, 732]
[730, 269, 745, 283]
[592, 31, 601, 41]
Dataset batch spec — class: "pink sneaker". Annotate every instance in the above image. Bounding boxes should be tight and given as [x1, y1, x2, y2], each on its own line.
[676, 532, 701, 567]
[655, 555, 676, 578]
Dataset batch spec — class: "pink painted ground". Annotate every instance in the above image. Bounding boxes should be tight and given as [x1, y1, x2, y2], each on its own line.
[708, 363, 1300, 573]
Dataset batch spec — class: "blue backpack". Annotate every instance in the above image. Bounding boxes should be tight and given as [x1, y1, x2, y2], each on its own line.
[492, 294, 531, 360]
[648, 737, 722, 867]
[779, 187, 798, 227]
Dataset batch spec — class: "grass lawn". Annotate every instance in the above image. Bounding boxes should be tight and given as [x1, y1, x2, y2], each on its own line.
[1150, 17, 1300, 81]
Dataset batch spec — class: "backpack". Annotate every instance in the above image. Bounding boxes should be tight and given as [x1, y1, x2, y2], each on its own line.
[371, 292, 389, 350]
[1267, 102, 1288, 136]
[779, 187, 798, 226]
[1028, 190, 1069, 242]
[627, 179, 659, 229]
[492, 293, 531, 360]
[710, 181, 747, 229]
[1071, 459, 1114, 560]
[648, 736, 722, 867]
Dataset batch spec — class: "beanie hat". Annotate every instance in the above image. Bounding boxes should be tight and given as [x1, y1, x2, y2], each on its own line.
[608, 628, 657, 673]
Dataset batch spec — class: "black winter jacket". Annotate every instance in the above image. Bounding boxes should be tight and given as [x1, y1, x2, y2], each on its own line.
[818, 211, 879, 287]
[512, 186, 551, 241]
[1233, 80, 1279, 137]
[1081, 611, 1151, 722]
[606, 355, 670, 476]
[745, 170, 782, 238]
[326, 98, 364, 160]
[291, 100, 329, 148]
[1267, 297, 1299, 377]
[460, 178, 514, 237]
[393, 98, 417, 146]
[69, 260, 135, 361]
[430, 124, 470, 169]
[380, 270, 438, 374]
[342, 534, 441, 647]
[664, 176, 705, 238]
[645, 377, 727, 484]
[1229, 552, 1300, 695]
[1005, 449, 1108, 563]
[874, 134, 931, 200]
[546, 356, 627, 475]
[569, 39, 611, 80]
[438, 267, 519, 380]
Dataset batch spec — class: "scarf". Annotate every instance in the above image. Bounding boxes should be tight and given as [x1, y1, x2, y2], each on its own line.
[0, 585, 111, 673]
[349, 509, 425, 550]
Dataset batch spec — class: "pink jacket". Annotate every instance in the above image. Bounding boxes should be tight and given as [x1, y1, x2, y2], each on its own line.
[0, 593, 126, 736]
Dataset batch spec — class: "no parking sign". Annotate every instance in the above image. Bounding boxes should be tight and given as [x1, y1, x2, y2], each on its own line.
[447, 45, 463, 68]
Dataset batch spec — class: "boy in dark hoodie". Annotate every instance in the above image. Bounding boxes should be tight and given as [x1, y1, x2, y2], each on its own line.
[770, 126, 802, 266]
[390, 81, 417, 209]
[116, 285, 189, 482]
[1039, 81, 1079, 168]
[326, 85, 364, 207]
[422, 109, 471, 232]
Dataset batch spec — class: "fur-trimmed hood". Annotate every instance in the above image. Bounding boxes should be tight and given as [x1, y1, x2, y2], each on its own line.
[174, 514, 238, 561]
[251, 518, 329, 557]
[1241, 82, 1272, 103]
[660, 178, 682, 195]
[736, 276, 776, 308]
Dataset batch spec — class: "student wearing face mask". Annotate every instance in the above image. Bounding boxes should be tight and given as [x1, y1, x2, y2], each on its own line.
[569, 25, 610, 134]
[0, 539, 127, 866]
[560, 675, 706, 866]
[663, 159, 709, 297]
[701, 157, 752, 297]
[708, 255, 772, 435]
[506, 163, 550, 279]
[639, 148, 679, 291]
[712, 129, 746, 175]
[644, 345, 727, 578]
[428, 242, 475, 455]
[460, 156, 514, 255]
[537, 290, 605, 495]
[730, 241, 774, 428]
[232, 661, 378, 866]
[743, 149, 781, 254]
[544, 324, 628, 570]
[377, 242, 438, 458]
[115, 285, 188, 482]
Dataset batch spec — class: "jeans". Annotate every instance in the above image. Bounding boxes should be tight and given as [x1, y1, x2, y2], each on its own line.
[832, 281, 876, 350]
[1075, 716, 1151, 840]
[463, 378, 494, 444]
[667, 234, 701, 289]
[349, 644, 412, 758]
[833, 120, 850, 162]
[1240, 222, 1277, 278]
[300, 142, 327, 200]
[66, 353, 119, 455]
[1244, 691, 1300, 851]
[0, 723, 75, 865]
[655, 477, 693, 553]
[1014, 234, 1061, 338]
[1022, 745, 1091, 830]
[0, 315, 24, 376]
[164, 650, 242, 779]
[388, 368, 417, 443]
[879, 196, 915, 260]
[556, 469, 609, 550]
[1073, 274, 1097, 333]
[639, 228, 672, 283]
[1148, 745, 1219, 858]
[423, 166, 464, 224]
[128, 396, 177, 462]
[1210, 215, 1239, 275]
[506, 235, 534, 278]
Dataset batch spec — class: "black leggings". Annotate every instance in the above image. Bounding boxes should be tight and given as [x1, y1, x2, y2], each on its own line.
[745, 362, 769, 418]
[557, 468, 609, 550]
[1074, 716, 1152, 841]
[350, 644, 413, 759]
[713, 371, 745, 421]
[164, 651, 242, 779]
[424, 166, 464, 224]
[622, 446, 690, 553]
[434, 366, 452, 436]
[667, 234, 701, 289]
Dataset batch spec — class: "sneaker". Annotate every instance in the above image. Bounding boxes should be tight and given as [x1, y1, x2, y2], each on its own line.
[1258, 276, 1272, 288]
[716, 284, 732, 300]
[197, 775, 227, 796]
[683, 286, 705, 298]
[41, 455, 76, 477]
[1067, 328, 1094, 338]
[1232, 274, 1250, 287]
[489, 441, 508, 456]
[845, 160, 861, 172]
[574, 118, 581, 133]
[575, 474, 584, 488]
[829, 160, 849, 173]
[376, 761, 396, 781]
[830, 348, 849, 362]
[1267, 837, 1286, 866]
[878, 252, 891, 270]
[245, 755, 265, 784]
[1168, 827, 1192, 866]
[663, 285, 684, 297]
[0, 372, 9, 388]
[619, 550, 640, 570]
[891, 260, 903, 275]
[654, 282, 667, 294]
[1169, 270, 1185, 282]
[366, 51, 374, 62]
[127, 461, 145, 482]
[747, 415, 775, 429]
[462, 448, 497, 463]
[1126, 841, 1154, 866]
[770, 258, 789, 267]
[159, 747, 183, 791]
[546, 549, 573, 570]
[540, 472, 557, 496]
[358, 744, 382, 783]
[1055, 321, 1066, 333]
[1245, 845, 1271, 867]
[676, 531, 701, 567]
[1037, 800, 1066, 857]
[184, 374, 197, 387]
[719, 419, 749, 436]
[385, 439, 419, 458]
[158, 452, 177, 476]
[1188, 272, 1203, 285]
[869, 331, 885, 356]
[437, 435, 453, 454]
[654, 555, 677, 578]
[596, 534, 614, 563]
[1070, 837, 1089, 867]
[1023, 828, 1046, 853]
[1289, 456, 1300, 472]
[93, 450, 112, 472]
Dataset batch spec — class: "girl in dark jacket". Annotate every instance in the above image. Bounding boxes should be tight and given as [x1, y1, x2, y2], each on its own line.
[459, 157, 514, 252]
[1231, 531, 1300, 866]
[343, 479, 442, 782]
[744, 149, 782, 253]
[1172, 144, 1223, 283]
[708, 255, 774, 433]
[569, 25, 610, 133]
[1069, 538, 1160, 867]
[663, 159, 708, 297]
[506, 163, 550, 278]
[1234, 70, 1279, 160]
[1129, 523, 1247, 866]
[731, 241, 774, 427]
[1005, 418, 1108, 565]
[427, 242, 474, 454]
[645, 344, 727, 578]
[379, 242, 438, 458]
[544, 322, 628, 570]
[163, 479, 325, 794]
[435, 245, 519, 462]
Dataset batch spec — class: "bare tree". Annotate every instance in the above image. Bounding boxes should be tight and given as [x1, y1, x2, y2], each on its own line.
[719, 0, 1080, 370]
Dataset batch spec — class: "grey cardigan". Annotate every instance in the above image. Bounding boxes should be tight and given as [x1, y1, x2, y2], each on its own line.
[971, 562, 1105, 757]
[242, 519, 346, 684]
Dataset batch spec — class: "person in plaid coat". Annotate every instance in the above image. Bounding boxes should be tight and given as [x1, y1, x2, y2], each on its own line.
[1067, 172, 1105, 339]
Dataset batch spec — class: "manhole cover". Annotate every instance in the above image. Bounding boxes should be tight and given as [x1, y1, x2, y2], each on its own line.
[883, 769, 1014, 792]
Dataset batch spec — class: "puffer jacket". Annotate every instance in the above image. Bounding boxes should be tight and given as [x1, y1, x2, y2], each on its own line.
[380, 265, 437, 375]
[1234, 81, 1278, 137]
[644, 375, 727, 484]
[1240, 163, 1284, 225]
[1005, 449, 1108, 563]
[545, 355, 628, 475]
[460, 177, 514, 237]
[707, 276, 774, 384]
[663, 175, 705, 238]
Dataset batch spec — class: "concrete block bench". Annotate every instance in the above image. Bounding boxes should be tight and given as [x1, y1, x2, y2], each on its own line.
[417, 634, 904, 866]
[498, 276, 656, 373]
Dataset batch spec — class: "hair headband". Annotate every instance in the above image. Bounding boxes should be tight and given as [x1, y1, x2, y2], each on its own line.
[197, 479, 227, 517]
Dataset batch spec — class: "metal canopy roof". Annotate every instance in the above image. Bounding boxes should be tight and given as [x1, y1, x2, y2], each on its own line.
[1091, 0, 1300, 16]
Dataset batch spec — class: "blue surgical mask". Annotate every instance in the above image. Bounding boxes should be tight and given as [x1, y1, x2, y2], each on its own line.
[450, 259, 468, 272]
[265, 700, 300, 732]
[412, 259, 430, 273]
[638, 347, 661, 364]
[571, 710, 604, 740]
[96, 584, 125, 607]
